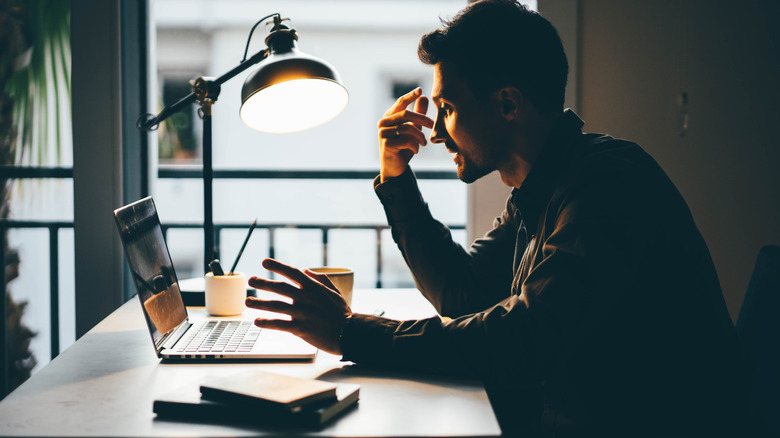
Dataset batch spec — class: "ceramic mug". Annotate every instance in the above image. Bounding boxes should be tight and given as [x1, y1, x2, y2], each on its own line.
[308, 267, 354, 306]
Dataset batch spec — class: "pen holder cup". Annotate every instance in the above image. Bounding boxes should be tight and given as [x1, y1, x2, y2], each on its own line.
[204, 272, 247, 316]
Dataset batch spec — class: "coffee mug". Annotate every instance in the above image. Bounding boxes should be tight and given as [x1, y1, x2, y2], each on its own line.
[308, 267, 354, 306]
[204, 272, 247, 316]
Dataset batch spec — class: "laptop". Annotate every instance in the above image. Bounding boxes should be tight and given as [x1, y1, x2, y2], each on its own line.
[113, 196, 317, 361]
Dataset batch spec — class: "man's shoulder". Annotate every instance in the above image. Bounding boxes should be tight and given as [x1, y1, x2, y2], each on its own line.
[553, 133, 683, 217]
[568, 133, 659, 178]
[577, 133, 642, 158]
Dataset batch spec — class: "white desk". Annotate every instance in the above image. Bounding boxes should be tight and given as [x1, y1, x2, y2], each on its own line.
[0, 289, 501, 437]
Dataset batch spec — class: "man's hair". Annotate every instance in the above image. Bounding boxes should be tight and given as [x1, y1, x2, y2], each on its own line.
[418, 0, 568, 116]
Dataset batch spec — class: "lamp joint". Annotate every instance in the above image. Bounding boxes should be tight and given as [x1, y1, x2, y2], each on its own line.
[267, 15, 292, 32]
[190, 77, 221, 106]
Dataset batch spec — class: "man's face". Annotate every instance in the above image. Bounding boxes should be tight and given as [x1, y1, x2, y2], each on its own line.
[430, 62, 508, 183]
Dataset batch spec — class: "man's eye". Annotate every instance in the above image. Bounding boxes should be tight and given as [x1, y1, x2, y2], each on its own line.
[440, 104, 452, 114]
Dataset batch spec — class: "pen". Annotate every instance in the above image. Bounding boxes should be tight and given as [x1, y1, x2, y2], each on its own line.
[229, 218, 257, 274]
[209, 259, 225, 276]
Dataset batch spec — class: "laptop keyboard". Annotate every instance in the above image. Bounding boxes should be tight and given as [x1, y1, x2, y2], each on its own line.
[176, 320, 262, 353]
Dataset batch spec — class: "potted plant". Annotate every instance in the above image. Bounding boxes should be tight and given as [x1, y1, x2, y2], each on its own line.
[0, 0, 70, 395]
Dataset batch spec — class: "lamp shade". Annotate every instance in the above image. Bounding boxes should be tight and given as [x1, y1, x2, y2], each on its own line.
[240, 47, 348, 133]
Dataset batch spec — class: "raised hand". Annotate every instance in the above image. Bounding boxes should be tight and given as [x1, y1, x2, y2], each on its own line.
[245, 258, 352, 355]
[377, 87, 434, 182]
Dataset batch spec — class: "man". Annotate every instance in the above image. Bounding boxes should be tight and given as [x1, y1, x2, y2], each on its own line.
[246, 1, 746, 436]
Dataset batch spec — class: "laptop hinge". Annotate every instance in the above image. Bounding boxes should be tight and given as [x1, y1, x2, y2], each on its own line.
[158, 319, 191, 353]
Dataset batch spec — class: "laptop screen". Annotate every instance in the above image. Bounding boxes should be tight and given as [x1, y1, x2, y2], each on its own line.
[114, 197, 188, 351]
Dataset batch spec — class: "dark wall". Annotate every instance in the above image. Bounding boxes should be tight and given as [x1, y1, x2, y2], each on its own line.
[577, 0, 780, 320]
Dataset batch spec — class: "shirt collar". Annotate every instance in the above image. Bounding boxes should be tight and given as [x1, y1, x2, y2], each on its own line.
[510, 109, 585, 235]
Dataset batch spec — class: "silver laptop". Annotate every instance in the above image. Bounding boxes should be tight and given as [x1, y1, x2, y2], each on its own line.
[113, 196, 317, 361]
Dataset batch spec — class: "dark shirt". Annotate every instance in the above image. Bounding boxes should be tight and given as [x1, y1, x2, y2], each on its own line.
[340, 110, 746, 436]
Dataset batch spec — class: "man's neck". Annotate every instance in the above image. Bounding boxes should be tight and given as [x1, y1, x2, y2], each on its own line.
[497, 155, 534, 188]
[497, 116, 554, 189]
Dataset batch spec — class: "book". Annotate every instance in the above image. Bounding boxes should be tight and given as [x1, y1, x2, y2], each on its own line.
[153, 382, 360, 428]
[199, 370, 339, 410]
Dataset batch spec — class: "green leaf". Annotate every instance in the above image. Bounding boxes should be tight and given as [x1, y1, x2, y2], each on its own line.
[5, 0, 71, 167]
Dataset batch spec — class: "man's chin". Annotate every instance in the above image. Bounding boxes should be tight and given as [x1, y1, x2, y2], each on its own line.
[456, 164, 492, 184]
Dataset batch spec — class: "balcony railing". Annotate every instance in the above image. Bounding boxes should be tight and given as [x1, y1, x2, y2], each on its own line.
[0, 220, 71, 363]
[161, 221, 468, 289]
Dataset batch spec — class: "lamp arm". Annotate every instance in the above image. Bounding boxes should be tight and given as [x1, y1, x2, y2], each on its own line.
[137, 12, 282, 131]
[137, 92, 197, 131]
[214, 49, 269, 88]
[136, 48, 269, 131]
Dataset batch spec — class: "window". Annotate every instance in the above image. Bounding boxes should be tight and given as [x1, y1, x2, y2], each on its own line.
[151, 0, 470, 287]
[159, 78, 200, 162]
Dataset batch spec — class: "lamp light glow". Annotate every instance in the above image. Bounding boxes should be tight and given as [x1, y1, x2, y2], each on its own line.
[241, 78, 348, 133]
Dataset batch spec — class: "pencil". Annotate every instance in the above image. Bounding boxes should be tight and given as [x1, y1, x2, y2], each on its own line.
[229, 218, 257, 274]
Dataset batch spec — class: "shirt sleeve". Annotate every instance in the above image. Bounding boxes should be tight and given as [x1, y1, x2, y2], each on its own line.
[347, 167, 664, 392]
[340, 297, 536, 379]
[374, 167, 517, 317]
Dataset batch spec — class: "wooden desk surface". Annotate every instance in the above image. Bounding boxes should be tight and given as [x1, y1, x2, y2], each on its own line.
[0, 289, 501, 437]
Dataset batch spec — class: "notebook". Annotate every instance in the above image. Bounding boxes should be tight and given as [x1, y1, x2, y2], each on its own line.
[113, 196, 317, 361]
[153, 380, 360, 427]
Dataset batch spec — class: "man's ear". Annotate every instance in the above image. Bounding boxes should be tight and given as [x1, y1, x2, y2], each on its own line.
[498, 87, 524, 120]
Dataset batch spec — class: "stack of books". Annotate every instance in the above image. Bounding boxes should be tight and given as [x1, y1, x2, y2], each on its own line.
[153, 370, 360, 428]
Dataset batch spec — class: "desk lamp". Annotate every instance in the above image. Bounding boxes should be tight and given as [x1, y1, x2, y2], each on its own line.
[138, 14, 348, 272]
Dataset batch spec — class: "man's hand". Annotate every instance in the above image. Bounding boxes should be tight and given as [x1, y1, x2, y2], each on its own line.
[378, 87, 434, 183]
[245, 258, 352, 355]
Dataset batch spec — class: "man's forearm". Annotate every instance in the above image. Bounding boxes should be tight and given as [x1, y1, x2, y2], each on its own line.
[375, 168, 515, 316]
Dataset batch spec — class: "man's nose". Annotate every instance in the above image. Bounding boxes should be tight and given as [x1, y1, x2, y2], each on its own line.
[429, 119, 447, 144]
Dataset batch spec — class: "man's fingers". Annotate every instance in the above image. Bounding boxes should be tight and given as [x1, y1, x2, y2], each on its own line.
[253, 318, 297, 334]
[245, 297, 296, 315]
[247, 276, 301, 298]
[378, 110, 433, 129]
[261, 258, 313, 288]
[385, 87, 423, 116]
[303, 271, 350, 306]
[379, 125, 427, 148]
[413, 96, 429, 129]
[383, 137, 421, 156]
[304, 270, 337, 290]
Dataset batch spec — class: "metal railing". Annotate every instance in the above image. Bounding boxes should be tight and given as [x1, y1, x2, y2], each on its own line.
[162, 221, 467, 289]
[157, 165, 463, 287]
[1, 165, 77, 398]
[157, 165, 459, 181]
[0, 220, 71, 379]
